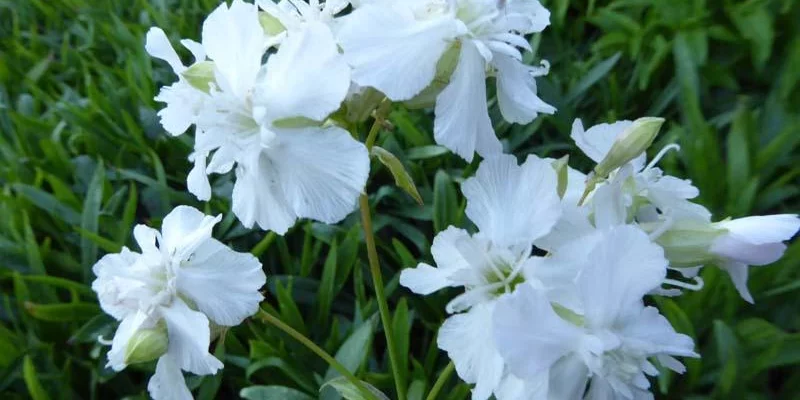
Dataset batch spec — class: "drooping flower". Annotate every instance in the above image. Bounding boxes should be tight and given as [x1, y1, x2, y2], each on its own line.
[399, 154, 561, 399]
[92, 206, 266, 400]
[338, 0, 555, 161]
[147, 0, 368, 234]
[654, 214, 800, 303]
[493, 226, 698, 399]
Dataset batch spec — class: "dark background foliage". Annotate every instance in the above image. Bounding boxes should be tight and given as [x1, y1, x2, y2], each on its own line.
[0, 0, 798, 399]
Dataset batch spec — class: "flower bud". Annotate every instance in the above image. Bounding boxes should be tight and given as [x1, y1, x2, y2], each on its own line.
[124, 325, 168, 365]
[181, 61, 216, 93]
[259, 12, 286, 36]
[648, 220, 725, 267]
[593, 117, 664, 178]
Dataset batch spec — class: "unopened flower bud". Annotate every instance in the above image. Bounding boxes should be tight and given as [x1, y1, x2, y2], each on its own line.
[181, 61, 216, 93]
[125, 325, 168, 365]
[594, 117, 664, 178]
[648, 220, 725, 267]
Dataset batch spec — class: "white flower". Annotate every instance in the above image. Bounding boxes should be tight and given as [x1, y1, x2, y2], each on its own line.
[493, 226, 698, 400]
[92, 206, 266, 400]
[709, 214, 800, 303]
[338, 0, 555, 161]
[571, 118, 711, 222]
[399, 154, 560, 399]
[148, 0, 368, 234]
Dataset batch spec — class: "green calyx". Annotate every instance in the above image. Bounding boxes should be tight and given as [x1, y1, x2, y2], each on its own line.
[181, 61, 216, 93]
[124, 324, 168, 365]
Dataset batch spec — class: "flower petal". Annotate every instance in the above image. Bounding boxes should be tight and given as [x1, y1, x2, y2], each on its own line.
[493, 54, 555, 124]
[147, 355, 193, 400]
[720, 261, 754, 303]
[160, 205, 222, 261]
[462, 154, 560, 247]
[177, 239, 266, 326]
[439, 303, 505, 400]
[187, 152, 212, 201]
[718, 214, 800, 245]
[202, 0, 265, 99]
[570, 119, 637, 165]
[434, 40, 499, 161]
[231, 152, 297, 234]
[400, 226, 474, 295]
[253, 22, 350, 123]
[337, 3, 459, 100]
[493, 285, 582, 381]
[266, 126, 369, 225]
[579, 226, 668, 327]
[92, 248, 144, 320]
[160, 299, 223, 375]
[145, 27, 185, 74]
[153, 81, 204, 136]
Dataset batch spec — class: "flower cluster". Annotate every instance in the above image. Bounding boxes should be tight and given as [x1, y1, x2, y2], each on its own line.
[93, 206, 265, 399]
[400, 118, 800, 399]
[86, 1, 799, 399]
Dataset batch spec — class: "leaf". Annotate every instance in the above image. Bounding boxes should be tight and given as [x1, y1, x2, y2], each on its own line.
[564, 52, 621, 103]
[322, 376, 390, 400]
[391, 298, 410, 387]
[68, 314, 115, 344]
[81, 160, 105, 278]
[24, 302, 101, 322]
[12, 184, 81, 225]
[240, 385, 315, 400]
[432, 171, 459, 234]
[316, 241, 338, 328]
[23, 356, 50, 400]
[371, 146, 423, 205]
[324, 319, 375, 381]
[406, 145, 448, 160]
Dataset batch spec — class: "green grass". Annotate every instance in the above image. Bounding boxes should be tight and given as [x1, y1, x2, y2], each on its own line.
[1, 0, 799, 399]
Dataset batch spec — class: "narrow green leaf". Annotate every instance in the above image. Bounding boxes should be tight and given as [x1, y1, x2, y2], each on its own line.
[74, 227, 122, 254]
[432, 171, 459, 234]
[240, 385, 315, 400]
[23, 356, 51, 400]
[316, 242, 338, 328]
[392, 298, 410, 386]
[81, 161, 105, 278]
[24, 302, 100, 322]
[565, 52, 621, 103]
[324, 319, 375, 385]
[322, 376, 390, 400]
[372, 146, 423, 205]
[13, 184, 81, 225]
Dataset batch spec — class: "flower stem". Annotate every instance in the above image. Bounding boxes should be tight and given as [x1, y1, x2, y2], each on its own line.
[358, 194, 407, 400]
[257, 309, 377, 400]
[425, 361, 455, 400]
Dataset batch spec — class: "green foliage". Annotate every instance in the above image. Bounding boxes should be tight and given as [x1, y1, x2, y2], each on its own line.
[0, 0, 798, 399]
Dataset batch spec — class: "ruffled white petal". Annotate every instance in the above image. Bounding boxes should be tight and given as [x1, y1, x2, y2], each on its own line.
[202, 0, 265, 100]
[153, 81, 204, 136]
[400, 226, 474, 294]
[579, 226, 667, 327]
[148, 355, 193, 400]
[462, 154, 560, 247]
[133, 225, 160, 255]
[337, 3, 460, 100]
[160, 299, 223, 375]
[160, 205, 221, 261]
[231, 151, 297, 234]
[187, 152, 212, 201]
[618, 306, 698, 359]
[267, 126, 369, 225]
[145, 27, 185, 74]
[717, 214, 800, 245]
[720, 261, 754, 303]
[92, 248, 144, 320]
[493, 54, 555, 124]
[494, 373, 548, 400]
[496, 0, 551, 34]
[253, 21, 350, 123]
[177, 239, 265, 326]
[434, 40, 499, 161]
[710, 235, 787, 266]
[439, 303, 505, 400]
[493, 285, 582, 380]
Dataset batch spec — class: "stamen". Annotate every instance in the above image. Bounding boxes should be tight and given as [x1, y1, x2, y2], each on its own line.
[663, 276, 704, 291]
[97, 335, 113, 346]
[648, 215, 674, 241]
[645, 144, 681, 171]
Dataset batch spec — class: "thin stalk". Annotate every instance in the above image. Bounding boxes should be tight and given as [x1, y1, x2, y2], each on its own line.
[358, 194, 407, 400]
[425, 362, 455, 400]
[257, 309, 377, 400]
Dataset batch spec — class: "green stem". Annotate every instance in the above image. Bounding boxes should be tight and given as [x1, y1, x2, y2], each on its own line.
[358, 194, 407, 400]
[425, 362, 455, 400]
[365, 98, 391, 150]
[257, 309, 377, 400]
